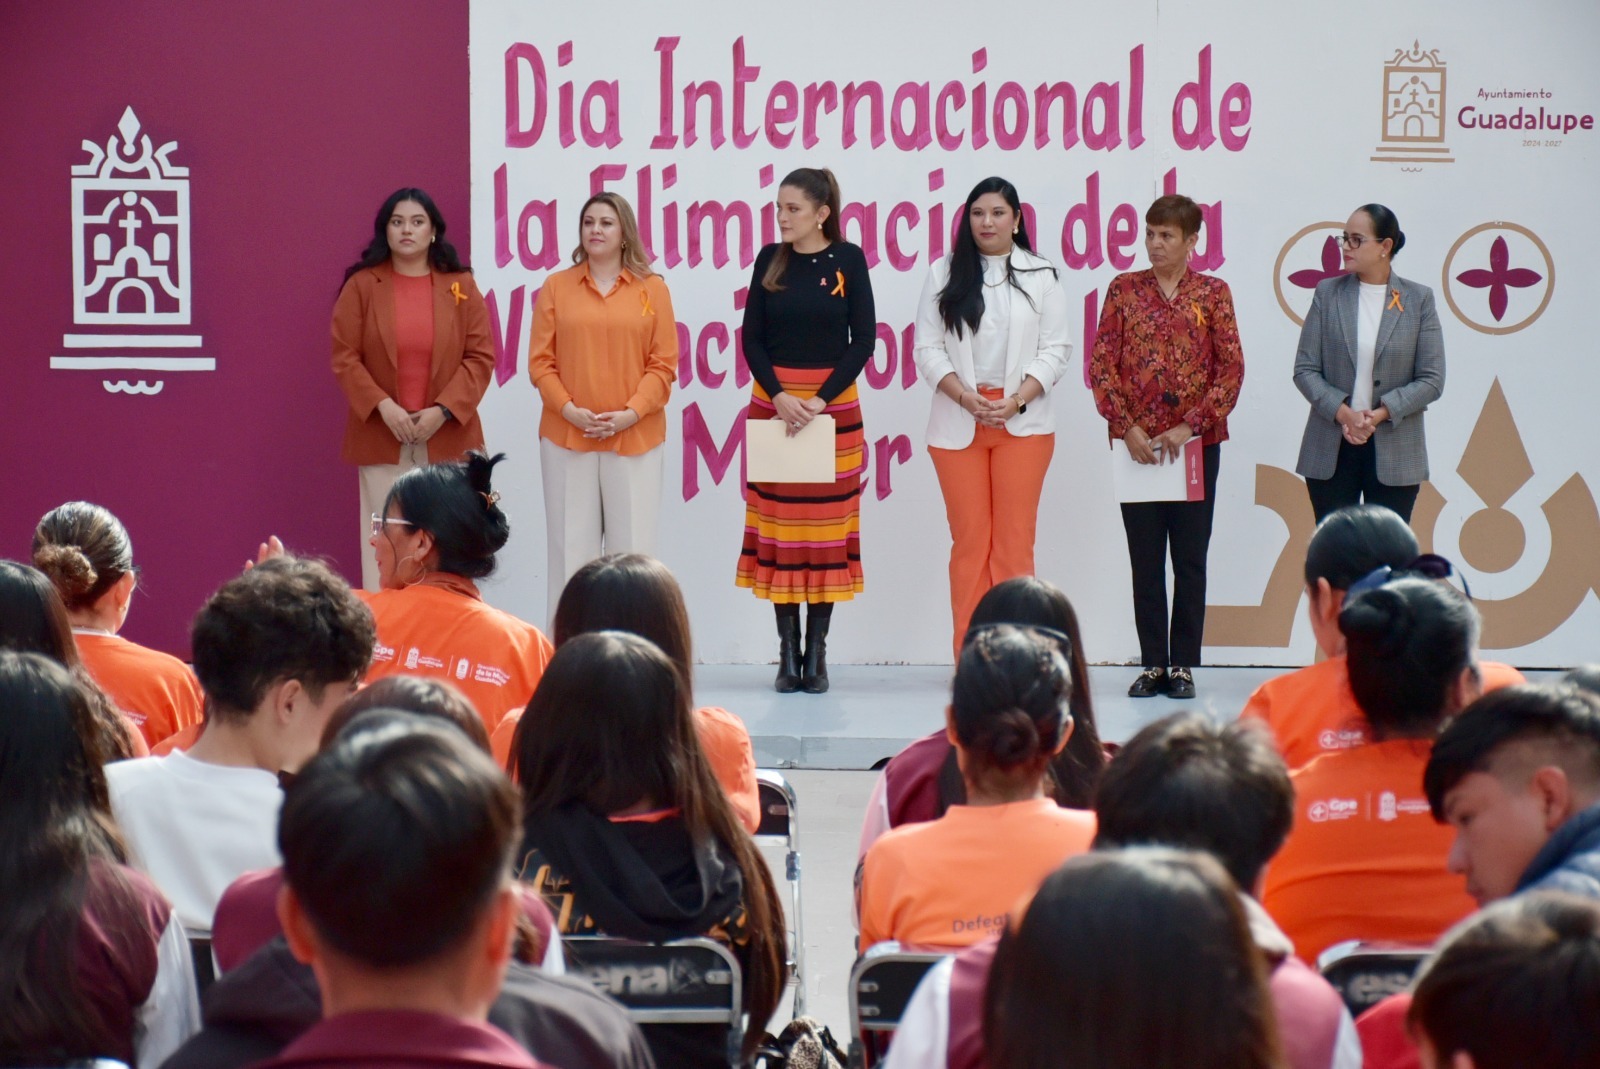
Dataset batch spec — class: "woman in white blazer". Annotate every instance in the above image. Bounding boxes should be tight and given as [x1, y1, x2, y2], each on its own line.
[914, 177, 1072, 660]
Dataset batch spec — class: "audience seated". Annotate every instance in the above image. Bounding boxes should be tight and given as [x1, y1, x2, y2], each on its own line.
[360, 451, 553, 737]
[0, 559, 145, 760]
[860, 577, 1106, 861]
[1408, 892, 1600, 1069]
[164, 709, 651, 1069]
[984, 848, 1285, 1069]
[253, 712, 548, 1068]
[858, 625, 1095, 952]
[888, 712, 1358, 1069]
[1262, 576, 1481, 963]
[34, 501, 205, 748]
[0, 651, 199, 1066]
[513, 630, 785, 1067]
[1241, 505, 1522, 770]
[105, 555, 374, 934]
[495, 553, 761, 832]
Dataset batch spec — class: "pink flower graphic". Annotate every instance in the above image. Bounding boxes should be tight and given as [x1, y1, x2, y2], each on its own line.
[1455, 236, 1542, 322]
[1288, 236, 1344, 290]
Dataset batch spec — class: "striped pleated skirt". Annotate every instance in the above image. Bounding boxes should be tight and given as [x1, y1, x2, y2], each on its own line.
[735, 365, 865, 604]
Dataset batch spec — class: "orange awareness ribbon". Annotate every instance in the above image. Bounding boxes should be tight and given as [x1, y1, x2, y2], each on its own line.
[1190, 301, 1207, 328]
[640, 290, 654, 317]
[450, 282, 467, 305]
[1388, 289, 1404, 312]
[831, 270, 846, 298]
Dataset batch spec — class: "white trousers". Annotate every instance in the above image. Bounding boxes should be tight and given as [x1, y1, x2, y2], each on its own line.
[540, 439, 664, 622]
[357, 442, 428, 591]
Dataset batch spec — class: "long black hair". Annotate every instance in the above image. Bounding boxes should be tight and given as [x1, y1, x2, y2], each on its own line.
[938, 177, 1056, 337]
[385, 452, 511, 580]
[343, 187, 469, 283]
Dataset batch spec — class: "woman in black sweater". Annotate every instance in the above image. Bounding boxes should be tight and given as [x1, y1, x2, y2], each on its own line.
[736, 167, 876, 693]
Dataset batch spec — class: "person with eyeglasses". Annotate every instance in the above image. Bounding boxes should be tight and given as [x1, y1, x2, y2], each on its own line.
[1293, 204, 1445, 523]
[360, 452, 554, 739]
[1241, 505, 1523, 771]
[1261, 575, 1482, 965]
[857, 624, 1096, 953]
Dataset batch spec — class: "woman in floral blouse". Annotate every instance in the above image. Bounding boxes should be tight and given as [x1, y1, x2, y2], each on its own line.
[1090, 194, 1244, 701]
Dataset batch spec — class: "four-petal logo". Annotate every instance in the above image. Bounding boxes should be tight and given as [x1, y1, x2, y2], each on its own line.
[1288, 236, 1345, 291]
[1273, 221, 1347, 326]
[1454, 236, 1543, 322]
[1442, 222, 1555, 335]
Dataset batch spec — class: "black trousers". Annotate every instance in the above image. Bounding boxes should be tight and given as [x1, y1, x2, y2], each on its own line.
[1119, 443, 1221, 669]
[1304, 438, 1420, 524]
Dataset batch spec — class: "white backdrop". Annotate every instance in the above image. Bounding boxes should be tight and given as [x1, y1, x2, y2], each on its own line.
[470, 0, 1600, 666]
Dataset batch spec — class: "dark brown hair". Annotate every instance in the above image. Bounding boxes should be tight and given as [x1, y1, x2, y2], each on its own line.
[950, 625, 1073, 796]
[513, 632, 784, 1056]
[552, 554, 693, 679]
[1145, 193, 1203, 239]
[1409, 891, 1600, 1069]
[1340, 577, 1479, 740]
[985, 848, 1285, 1069]
[322, 676, 491, 754]
[761, 167, 843, 292]
[31, 502, 135, 612]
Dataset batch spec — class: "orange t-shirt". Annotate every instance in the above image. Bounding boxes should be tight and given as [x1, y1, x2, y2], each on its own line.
[1261, 739, 1475, 965]
[492, 703, 761, 834]
[1242, 657, 1525, 770]
[360, 577, 553, 736]
[75, 631, 205, 748]
[153, 722, 201, 755]
[858, 798, 1097, 952]
[527, 264, 677, 455]
[391, 270, 435, 411]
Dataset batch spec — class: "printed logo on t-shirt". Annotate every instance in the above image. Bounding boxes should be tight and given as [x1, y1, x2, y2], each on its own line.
[405, 647, 420, 669]
[416, 654, 445, 670]
[952, 911, 1009, 936]
[1318, 728, 1367, 751]
[1307, 798, 1361, 823]
[1379, 791, 1398, 821]
[372, 641, 395, 664]
[454, 657, 471, 681]
[474, 663, 511, 687]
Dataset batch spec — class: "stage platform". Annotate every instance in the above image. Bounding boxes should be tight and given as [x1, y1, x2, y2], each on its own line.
[702, 663, 1565, 770]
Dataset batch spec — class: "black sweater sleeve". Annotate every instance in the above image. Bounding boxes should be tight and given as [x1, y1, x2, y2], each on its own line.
[817, 243, 877, 403]
[740, 245, 785, 399]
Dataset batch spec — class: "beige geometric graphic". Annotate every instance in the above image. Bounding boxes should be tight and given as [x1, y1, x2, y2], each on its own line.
[1456, 380, 1531, 573]
[1372, 41, 1454, 164]
[1441, 222, 1556, 336]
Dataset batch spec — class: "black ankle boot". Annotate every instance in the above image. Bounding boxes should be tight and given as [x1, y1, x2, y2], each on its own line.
[802, 613, 831, 694]
[774, 614, 802, 693]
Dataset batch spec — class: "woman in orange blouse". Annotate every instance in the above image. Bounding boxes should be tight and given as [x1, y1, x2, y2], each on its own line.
[332, 188, 494, 591]
[32, 502, 202, 749]
[528, 192, 677, 621]
[362, 452, 553, 738]
[1091, 194, 1244, 701]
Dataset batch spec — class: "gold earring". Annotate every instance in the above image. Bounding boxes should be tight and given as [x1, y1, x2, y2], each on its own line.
[621, 240, 627, 249]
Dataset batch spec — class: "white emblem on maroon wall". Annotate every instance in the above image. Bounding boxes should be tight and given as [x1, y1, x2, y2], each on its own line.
[51, 106, 214, 394]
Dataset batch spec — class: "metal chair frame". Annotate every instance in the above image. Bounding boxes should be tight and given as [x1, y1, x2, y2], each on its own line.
[755, 767, 806, 1017]
[847, 949, 946, 1069]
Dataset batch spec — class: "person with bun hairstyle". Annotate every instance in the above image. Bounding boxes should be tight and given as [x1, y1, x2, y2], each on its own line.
[857, 625, 1096, 952]
[1262, 576, 1482, 964]
[33, 501, 204, 748]
[858, 576, 1105, 863]
[1294, 204, 1445, 523]
[737, 167, 876, 694]
[528, 192, 677, 622]
[985, 849, 1286, 1069]
[332, 188, 494, 591]
[361, 451, 554, 736]
[513, 631, 786, 1067]
[0, 652, 199, 1066]
[1242, 505, 1523, 769]
[0, 559, 145, 761]
[492, 554, 761, 832]
[914, 177, 1072, 660]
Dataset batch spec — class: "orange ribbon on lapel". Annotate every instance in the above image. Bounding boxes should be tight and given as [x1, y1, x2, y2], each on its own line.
[831, 270, 846, 298]
[450, 282, 467, 305]
[1190, 301, 1207, 328]
[1388, 289, 1404, 312]
[640, 290, 654, 317]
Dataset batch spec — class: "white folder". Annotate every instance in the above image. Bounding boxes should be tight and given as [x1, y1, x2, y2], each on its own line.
[746, 415, 836, 483]
[1109, 438, 1205, 502]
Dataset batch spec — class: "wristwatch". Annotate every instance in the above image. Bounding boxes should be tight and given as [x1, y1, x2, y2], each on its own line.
[437, 404, 455, 422]
[1011, 395, 1027, 415]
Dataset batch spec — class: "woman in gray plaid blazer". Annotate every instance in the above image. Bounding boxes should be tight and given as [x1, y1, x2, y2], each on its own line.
[1293, 204, 1445, 523]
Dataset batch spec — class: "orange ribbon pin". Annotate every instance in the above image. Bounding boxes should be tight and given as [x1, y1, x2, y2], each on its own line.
[1388, 289, 1404, 312]
[640, 290, 654, 317]
[450, 282, 467, 305]
[831, 270, 846, 298]
[1190, 301, 1207, 327]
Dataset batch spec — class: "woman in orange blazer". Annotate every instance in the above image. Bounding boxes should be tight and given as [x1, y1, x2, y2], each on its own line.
[331, 187, 494, 590]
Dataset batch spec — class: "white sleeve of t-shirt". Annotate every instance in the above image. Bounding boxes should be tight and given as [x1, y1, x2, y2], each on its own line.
[881, 955, 954, 1069]
[134, 910, 202, 1067]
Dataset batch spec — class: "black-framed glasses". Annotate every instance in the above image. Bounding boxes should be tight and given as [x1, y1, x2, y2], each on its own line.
[370, 514, 416, 538]
[1336, 233, 1372, 249]
[1347, 553, 1472, 600]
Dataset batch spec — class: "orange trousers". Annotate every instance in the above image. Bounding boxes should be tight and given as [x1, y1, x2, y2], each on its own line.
[928, 417, 1055, 662]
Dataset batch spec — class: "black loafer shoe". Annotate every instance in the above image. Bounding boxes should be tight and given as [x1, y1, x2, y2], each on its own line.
[1128, 667, 1169, 698]
[1168, 667, 1196, 699]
